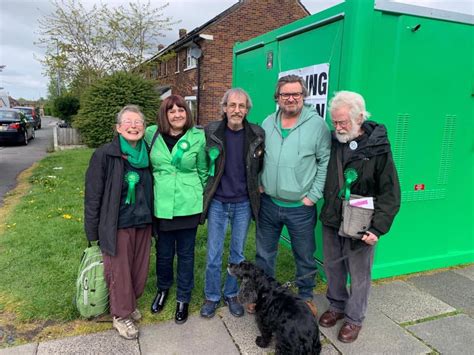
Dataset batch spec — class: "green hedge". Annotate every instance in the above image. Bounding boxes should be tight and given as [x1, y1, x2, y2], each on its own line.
[74, 71, 160, 147]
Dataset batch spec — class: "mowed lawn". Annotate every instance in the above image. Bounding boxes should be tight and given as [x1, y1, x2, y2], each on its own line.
[0, 148, 314, 338]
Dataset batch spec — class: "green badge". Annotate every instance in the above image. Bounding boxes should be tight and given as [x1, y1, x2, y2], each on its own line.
[171, 139, 191, 168]
[208, 146, 220, 176]
[124, 171, 140, 204]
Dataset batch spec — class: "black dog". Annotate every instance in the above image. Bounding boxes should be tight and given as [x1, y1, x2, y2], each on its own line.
[228, 261, 321, 355]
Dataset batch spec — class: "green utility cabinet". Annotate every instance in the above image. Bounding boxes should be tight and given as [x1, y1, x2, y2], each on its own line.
[232, 0, 473, 279]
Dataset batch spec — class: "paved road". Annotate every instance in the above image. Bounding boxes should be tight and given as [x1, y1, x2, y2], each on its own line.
[0, 116, 58, 206]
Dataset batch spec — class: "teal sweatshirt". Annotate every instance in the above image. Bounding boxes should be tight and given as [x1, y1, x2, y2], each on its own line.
[261, 105, 331, 203]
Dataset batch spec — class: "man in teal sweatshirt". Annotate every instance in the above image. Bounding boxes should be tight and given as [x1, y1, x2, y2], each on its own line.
[256, 74, 331, 301]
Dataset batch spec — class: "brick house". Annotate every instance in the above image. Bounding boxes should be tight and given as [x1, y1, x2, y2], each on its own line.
[141, 0, 309, 125]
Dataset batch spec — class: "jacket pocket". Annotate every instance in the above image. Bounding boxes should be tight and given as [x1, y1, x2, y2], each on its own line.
[276, 165, 303, 201]
[177, 176, 203, 212]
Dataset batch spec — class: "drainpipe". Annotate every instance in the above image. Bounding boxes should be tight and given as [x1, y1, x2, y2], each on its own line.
[193, 34, 213, 125]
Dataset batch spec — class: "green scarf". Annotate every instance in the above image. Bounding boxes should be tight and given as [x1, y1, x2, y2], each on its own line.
[119, 135, 149, 169]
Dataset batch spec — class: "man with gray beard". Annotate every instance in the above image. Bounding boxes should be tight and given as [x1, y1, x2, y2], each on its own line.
[319, 91, 400, 343]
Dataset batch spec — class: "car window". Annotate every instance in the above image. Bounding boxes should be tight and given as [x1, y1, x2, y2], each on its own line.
[0, 111, 20, 121]
[14, 107, 33, 115]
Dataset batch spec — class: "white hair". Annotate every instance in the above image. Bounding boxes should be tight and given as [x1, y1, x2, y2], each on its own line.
[329, 91, 371, 122]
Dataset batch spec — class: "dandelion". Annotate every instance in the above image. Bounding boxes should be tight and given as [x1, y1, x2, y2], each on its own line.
[62, 214, 72, 219]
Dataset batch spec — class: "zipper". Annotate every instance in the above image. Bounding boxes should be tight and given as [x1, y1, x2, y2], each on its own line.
[206, 133, 226, 199]
[246, 136, 264, 193]
[78, 260, 103, 305]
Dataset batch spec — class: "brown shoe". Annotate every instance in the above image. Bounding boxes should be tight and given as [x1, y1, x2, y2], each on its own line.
[338, 322, 362, 343]
[246, 303, 256, 314]
[318, 310, 344, 328]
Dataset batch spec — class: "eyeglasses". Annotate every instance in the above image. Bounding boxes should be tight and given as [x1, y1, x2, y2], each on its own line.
[227, 103, 247, 111]
[120, 120, 144, 127]
[279, 92, 303, 100]
[331, 119, 351, 128]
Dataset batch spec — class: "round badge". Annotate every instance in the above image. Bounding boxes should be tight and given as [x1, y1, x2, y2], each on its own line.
[179, 141, 190, 151]
[349, 141, 358, 150]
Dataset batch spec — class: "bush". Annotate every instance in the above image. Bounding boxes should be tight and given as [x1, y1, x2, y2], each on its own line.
[53, 94, 80, 124]
[74, 71, 160, 147]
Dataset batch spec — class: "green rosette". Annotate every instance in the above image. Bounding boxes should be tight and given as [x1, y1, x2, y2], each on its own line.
[171, 139, 191, 168]
[124, 171, 140, 204]
[338, 168, 358, 200]
[207, 147, 220, 176]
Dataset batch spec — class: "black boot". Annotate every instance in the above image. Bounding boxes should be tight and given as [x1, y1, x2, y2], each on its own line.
[151, 289, 169, 314]
[175, 301, 189, 324]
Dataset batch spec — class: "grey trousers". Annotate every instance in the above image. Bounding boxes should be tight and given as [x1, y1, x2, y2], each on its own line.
[322, 225, 375, 325]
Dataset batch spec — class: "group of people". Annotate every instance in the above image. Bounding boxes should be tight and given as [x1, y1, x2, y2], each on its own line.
[84, 74, 400, 343]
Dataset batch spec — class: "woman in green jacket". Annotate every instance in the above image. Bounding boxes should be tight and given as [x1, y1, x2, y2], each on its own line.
[145, 95, 207, 324]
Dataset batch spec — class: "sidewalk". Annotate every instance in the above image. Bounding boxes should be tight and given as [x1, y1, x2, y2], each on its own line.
[1, 265, 473, 354]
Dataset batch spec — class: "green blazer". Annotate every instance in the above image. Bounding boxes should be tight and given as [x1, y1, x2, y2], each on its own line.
[145, 125, 208, 219]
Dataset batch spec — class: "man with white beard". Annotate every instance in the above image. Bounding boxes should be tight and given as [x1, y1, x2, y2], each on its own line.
[318, 91, 400, 343]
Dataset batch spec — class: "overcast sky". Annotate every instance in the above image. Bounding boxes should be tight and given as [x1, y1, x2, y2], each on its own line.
[0, 0, 471, 100]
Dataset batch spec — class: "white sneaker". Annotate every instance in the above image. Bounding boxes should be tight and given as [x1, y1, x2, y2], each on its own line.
[113, 316, 138, 340]
[130, 308, 142, 322]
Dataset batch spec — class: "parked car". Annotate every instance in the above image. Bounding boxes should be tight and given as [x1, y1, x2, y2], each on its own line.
[13, 106, 41, 129]
[0, 108, 35, 145]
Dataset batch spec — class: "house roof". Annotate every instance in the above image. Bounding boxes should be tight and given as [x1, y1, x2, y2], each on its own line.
[143, 0, 310, 65]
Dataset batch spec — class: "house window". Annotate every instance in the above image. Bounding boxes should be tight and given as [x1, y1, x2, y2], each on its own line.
[185, 96, 197, 122]
[152, 66, 158, 79]
[160, 62, 168, 76]
[175, 53, 180, 73]
[186, 47, 198, 69]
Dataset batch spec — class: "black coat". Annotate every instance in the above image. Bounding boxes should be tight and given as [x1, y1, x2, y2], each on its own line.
[201, 118, 265, 223]
[84, 137, 124, 256]
[320, 121, 401, 237]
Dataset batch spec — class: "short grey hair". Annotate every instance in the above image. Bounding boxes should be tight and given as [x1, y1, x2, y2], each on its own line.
[274, 74, 308, 100]
[116, 104, 145, 124]
[328, 91, 371, 122]
[220, 88, 253, 118]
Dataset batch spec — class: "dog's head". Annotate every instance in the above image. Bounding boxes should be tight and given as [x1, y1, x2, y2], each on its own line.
[228, 261, 265, 304]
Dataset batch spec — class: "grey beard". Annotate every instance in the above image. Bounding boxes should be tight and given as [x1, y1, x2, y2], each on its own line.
[336, 131, 358, 143]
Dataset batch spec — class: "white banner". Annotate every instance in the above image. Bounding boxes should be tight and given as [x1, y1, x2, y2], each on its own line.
[279, 63, 329, 119]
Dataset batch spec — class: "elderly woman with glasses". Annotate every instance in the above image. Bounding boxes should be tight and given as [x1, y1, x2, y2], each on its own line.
[146, 95, 207, 325]
[84, 105, 153, 340]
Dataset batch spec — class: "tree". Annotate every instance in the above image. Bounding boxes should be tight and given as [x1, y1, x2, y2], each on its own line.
[37, 0, 175, 95]
[53, 94, 80, 125]
[74, 71, 160, 147]
[46, 75, 67, 102]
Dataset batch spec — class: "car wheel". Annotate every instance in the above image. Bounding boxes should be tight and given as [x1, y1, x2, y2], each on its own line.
[23, 131, 28, 145]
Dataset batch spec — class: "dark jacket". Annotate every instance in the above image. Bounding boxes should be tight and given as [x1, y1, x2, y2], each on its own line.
[320, 121, 401, 237]
[201, 117, 265, 223]
[84, 136, 152, 256]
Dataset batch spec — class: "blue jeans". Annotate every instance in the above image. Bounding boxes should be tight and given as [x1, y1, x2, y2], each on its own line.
[256, 194, 317, 299]
[155, 227, 197, 303]
[204, 199, 252, 302]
